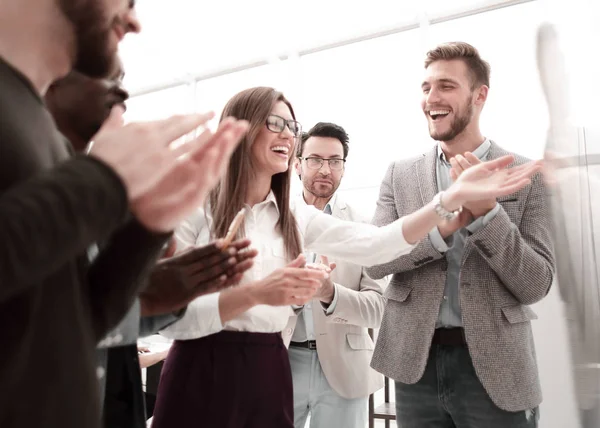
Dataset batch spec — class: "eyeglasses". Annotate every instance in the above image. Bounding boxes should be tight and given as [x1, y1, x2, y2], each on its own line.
[266, 114, 302, 138]
[299, 157, 346, 171]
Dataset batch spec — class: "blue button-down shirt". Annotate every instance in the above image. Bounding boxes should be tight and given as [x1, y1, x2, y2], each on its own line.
[428, 139, 500, 328]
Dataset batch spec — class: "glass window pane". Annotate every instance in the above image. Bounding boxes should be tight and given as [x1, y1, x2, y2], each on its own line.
[124, 85, 193, 123]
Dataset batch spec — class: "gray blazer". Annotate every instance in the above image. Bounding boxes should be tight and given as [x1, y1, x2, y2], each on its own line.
[366, 142, 555, 412]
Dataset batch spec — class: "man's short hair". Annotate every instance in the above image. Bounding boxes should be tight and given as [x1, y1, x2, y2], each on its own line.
[424, 42, 491, 89]
[297, 122, 349, 159]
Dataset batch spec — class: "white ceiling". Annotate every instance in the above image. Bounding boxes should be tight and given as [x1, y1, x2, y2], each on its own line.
[119, 0, 499, 93]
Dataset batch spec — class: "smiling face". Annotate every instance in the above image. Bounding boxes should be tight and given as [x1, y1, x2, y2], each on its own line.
[59, 0, 141, 78]
[295, 136, 345, 199]
[421, 59, 486, 143]
[251, 101, 297, 176]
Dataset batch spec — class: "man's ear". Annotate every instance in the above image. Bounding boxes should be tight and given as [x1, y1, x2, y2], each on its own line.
[294, 157, 302, 180]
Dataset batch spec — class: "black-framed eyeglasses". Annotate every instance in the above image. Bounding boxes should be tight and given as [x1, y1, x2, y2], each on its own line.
[266, 114, 302, 138]
[298, 157, 346, 171]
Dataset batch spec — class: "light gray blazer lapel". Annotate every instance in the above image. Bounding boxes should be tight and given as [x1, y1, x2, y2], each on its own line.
[414, 146, 439, 207]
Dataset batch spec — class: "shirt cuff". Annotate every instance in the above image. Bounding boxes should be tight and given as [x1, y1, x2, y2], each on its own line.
[429, 227, 451, 253]
[321, 284, 339, 315]
[466, 203, 501, 233]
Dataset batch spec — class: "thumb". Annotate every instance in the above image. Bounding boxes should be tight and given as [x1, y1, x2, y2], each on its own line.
[288, 254, 306, 268]
[329, 262, 337, 272]
[99, 105, 126, 134]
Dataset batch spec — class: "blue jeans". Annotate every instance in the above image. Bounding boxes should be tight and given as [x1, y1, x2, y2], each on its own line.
[395, 345, 539, 428]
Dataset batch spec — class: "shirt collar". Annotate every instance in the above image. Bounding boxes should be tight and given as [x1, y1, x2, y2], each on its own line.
[437, 138, 491, 164]
[250, 190, 279, 214]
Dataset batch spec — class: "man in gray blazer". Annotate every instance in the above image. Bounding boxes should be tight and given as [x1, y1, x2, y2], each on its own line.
[283, 122, 386, 428]
[366, 42, 555, 428]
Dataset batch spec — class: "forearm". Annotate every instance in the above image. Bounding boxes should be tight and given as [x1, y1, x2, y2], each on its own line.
[0, 155, 127, 301]
[365, 235, 443, 279]
[89, 218, 171, 340]
[139, 350, 169, 369]
[218, 283, 259, 324]
[401, 199, 450, 245]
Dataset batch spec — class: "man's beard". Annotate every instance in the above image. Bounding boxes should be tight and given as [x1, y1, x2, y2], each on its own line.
[429, 101, 473, 142]
[59, 0, 116, 78]
[305, 177, 340, 199]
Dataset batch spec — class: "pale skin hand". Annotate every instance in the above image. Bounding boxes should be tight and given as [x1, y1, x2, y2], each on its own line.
[449, 152, 497, 217]
[217, 255, 327, 324]
[443, 155, 543, 210]
[130, 117, 249, 233]
[89, 107, 249, 233]
[306, 255, 337, 304]
[400, 155, 542, 245]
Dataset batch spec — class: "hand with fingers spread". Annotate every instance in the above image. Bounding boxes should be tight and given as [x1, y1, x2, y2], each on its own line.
[248, 255, 326, 307]
[90, 107, 217, 200]
[130, 117, 249, 233]
[441, 154, 543, 212]
[139, 238, 257, 316]
[449, 152, 498, 217]
[306, 255, 337, 304]
[88, 107, 249, 233]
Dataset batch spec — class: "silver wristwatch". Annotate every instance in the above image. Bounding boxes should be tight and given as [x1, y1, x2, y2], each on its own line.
[432, 192, 461, 220]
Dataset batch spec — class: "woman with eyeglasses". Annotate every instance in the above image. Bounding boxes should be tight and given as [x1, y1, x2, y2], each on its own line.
[151, 86, 541, 428]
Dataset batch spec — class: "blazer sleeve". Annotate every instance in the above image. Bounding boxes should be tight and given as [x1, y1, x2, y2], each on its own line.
[0, 155, 129, 302]
[325, 270, 387, 328]
[467, 172, 555, 305]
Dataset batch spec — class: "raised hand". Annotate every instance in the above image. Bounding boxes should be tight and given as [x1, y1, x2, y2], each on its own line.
[444, 154, 542, 211]
[90, 107, 218, 200]
[306, 255, 337, 303]
[88, 107, 249, 233]
[129, 117, 248, 232]
[449, 152, 497, 217]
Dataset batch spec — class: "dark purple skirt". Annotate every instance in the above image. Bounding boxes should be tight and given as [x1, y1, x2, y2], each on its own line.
[151, 331, 293, 428]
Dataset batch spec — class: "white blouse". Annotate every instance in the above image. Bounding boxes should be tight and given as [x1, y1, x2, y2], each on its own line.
[160, 191, 413, 340]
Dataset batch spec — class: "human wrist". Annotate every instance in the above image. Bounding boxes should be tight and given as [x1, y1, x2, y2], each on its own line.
[441, 187, 463, 212]
[245, 281, 264, 306]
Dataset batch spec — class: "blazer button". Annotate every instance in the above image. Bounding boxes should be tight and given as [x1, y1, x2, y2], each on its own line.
[440, 262, 448, 271]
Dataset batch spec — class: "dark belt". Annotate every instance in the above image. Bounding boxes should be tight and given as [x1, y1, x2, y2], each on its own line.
[290, 340, 317, 350]
[431, 328, 467, 346]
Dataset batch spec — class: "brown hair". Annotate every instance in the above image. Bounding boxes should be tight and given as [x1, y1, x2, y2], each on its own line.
[208, 87, 302, 260]
[424, 42, 491, 89]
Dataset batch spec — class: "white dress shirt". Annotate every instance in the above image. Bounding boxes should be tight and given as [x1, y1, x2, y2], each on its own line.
[160, 191, 414, 341]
